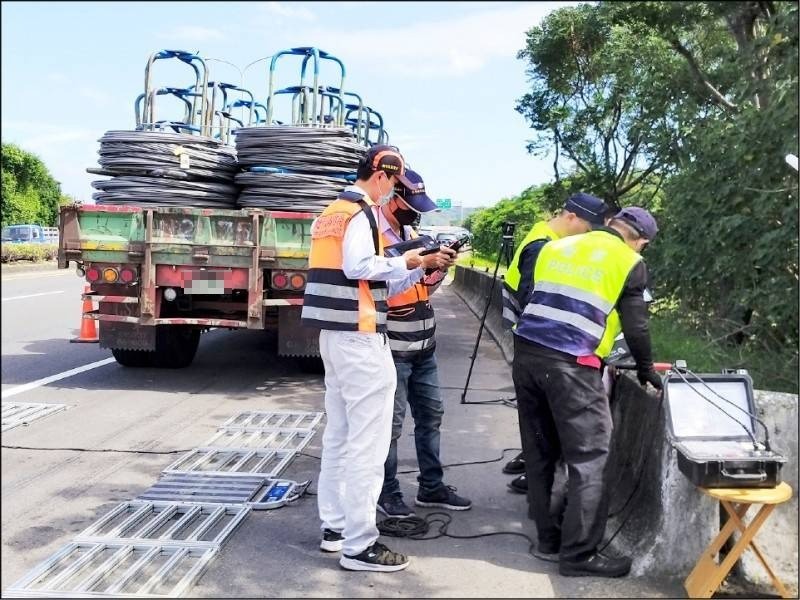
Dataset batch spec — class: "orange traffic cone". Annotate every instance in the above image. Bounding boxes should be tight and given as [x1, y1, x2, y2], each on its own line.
[71, 284, 99, 343]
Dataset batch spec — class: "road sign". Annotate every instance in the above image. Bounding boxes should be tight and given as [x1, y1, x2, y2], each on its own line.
[435, 198, 451, 210]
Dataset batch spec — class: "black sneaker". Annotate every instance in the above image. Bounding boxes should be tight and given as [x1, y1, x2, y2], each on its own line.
[559, 552, 632, 578]
[507, 474, 527, 493]
[503, 452, 526, 475]
[377, 493, 415, 517]
[532, 539, 560, 562]
[415, 485, 472, 511]
[320, 528, 344, 552]
[339, 541, 410, 572]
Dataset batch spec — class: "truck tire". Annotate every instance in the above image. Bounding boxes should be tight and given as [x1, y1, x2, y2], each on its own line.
[151, 325, 201, 369]
[111, 348, 154, 368]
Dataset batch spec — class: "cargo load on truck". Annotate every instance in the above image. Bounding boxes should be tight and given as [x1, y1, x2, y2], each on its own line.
[58, 46, 391, 369]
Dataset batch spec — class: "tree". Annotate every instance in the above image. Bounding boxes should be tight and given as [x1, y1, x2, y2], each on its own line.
[1, 143, 63, 227]
[515, 4, 686, 208]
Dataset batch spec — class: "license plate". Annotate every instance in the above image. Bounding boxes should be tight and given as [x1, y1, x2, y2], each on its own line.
[184, 271, 228, 295]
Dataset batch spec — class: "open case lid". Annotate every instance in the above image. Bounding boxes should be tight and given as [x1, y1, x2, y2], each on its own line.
[663, 373, 759, 443]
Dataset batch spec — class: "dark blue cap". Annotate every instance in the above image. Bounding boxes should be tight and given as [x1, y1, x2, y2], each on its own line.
[564, 193, 607, 225]
[395, 169, 437, 213]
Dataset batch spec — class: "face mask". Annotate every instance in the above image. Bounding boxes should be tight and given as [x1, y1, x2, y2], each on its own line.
[377, 175, 395, 205]
[393, 205, 418, 226]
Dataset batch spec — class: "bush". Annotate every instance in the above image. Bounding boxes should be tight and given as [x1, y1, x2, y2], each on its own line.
[0, 243, 58, 263]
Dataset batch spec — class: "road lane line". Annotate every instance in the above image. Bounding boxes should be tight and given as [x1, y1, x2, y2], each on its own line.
[1, 357, 116, 399]
[1, 291, 65, 302]
[1, 270, 74, 281]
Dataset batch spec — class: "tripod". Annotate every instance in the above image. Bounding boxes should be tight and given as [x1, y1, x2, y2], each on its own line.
[461, 221, 516, 404]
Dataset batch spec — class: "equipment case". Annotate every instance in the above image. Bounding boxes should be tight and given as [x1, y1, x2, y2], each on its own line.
[663, 372, 785, 488]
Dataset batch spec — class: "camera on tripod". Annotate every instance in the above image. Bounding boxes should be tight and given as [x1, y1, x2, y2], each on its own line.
[501, 221, 516, 240]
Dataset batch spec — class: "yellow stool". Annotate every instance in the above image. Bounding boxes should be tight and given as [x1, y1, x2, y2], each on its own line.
[684, 482, 793, 598]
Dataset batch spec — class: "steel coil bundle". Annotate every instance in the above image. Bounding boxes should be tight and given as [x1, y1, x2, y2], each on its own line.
[89, 130, 239, 207]
[234, 126, 366, 210]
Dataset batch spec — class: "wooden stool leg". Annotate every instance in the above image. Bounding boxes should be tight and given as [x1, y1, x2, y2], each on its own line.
[721, 502, 791, 598]
[685, 504, 751, 598]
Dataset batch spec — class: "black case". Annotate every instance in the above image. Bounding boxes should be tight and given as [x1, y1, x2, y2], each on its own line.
[663, 372, 786, 488]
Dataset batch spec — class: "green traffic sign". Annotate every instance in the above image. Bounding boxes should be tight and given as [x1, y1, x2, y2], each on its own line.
[436, 198, 452, 210]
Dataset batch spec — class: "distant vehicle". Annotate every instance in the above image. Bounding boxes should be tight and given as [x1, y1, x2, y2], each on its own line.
[1, 224, 58, 244]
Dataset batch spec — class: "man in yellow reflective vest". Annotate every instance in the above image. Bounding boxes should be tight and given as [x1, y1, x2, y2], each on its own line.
[375, 169, 467, 518]
[501, 193, 609, 488]
[301, 145, 454, 572]
[512, 206, 663, 578]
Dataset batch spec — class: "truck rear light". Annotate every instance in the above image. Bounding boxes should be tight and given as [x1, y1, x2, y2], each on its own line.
[119, 266, 137, 283]
[272, 273, 288, 289]
[289, 273, 306, 290]
[86, 267, 101, 283]
[102, 267, 119, 283]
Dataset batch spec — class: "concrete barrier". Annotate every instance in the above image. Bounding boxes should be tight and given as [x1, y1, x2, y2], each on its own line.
[452, 265, 798, 593]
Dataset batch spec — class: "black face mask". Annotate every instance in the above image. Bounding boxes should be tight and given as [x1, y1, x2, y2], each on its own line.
[392, 205, 418, 226]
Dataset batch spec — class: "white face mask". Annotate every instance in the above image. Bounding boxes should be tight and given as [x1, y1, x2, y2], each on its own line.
[377, 174, 395, 205]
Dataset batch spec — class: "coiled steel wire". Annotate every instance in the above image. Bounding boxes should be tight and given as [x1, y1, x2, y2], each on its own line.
[234, 125, 366, 210]
[89, 130, 238, 207]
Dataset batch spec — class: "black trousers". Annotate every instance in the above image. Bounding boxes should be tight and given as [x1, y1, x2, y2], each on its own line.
[512, 337, 613, 562]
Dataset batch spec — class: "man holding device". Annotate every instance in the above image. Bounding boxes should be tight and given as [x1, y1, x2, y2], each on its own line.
[377, 169, 471, 517]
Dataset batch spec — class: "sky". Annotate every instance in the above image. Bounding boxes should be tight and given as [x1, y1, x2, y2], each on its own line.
[1, 1, 578, 209]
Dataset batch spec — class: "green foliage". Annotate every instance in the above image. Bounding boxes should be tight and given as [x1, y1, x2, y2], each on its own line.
[463, 183, 551, 258]
[0, 242, 58, 263]
[513, 0, 799, 373]
[1, 143, 63, 227]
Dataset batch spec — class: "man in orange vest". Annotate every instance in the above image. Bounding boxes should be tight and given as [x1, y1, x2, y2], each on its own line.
[376, 169, 466, 518]
[301, 145, 453, 572]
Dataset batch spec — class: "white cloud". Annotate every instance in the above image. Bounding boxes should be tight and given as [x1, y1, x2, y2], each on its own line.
[158, 25, 225, 42]
[2, 122, 98, 151]
[259, 2, 316, 21]
[306, 2, 576, 78]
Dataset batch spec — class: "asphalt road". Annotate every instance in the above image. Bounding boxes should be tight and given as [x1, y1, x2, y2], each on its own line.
[0, 263, 682, 597]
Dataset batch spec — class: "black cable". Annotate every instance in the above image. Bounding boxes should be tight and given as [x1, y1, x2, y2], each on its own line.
[683, 367, 770, 450]
[1, 444, 193, 455]
[599, 381, 665, 552]
[377, 512, 544, 560]
[671, 368, 760, 450]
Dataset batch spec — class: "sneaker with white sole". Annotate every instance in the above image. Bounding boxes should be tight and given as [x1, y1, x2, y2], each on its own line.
[320, 528, 344, 552]
[339, 541, 410, 572]
[415, 484, 472, 511]
[377, 493, 415, 517]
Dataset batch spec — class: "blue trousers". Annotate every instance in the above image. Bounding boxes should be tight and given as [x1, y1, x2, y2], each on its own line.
[381, 351, 445, 496]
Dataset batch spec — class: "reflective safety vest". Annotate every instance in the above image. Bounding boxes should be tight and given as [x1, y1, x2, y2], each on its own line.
[382, 229, 436, 359]
[301, 191, 389, 333]
[515, 230, 641, 359]
[501, 221, 559, 329]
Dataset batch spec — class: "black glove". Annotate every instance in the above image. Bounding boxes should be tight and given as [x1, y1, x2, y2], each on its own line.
[637, 368, 663, 391]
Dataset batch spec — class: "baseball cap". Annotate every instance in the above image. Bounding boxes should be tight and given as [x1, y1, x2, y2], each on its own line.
[363, 144, 415, 188]
[395, 169, 437, 213]
[615, 206, 658, 240]
[563, 192, 607, 225]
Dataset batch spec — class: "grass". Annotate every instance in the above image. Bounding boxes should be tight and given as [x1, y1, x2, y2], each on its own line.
[650, 311, 797, 394]
[456, 251, 507, 275]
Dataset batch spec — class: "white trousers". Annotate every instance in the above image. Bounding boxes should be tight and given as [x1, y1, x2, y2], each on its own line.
[317, 329, 397, 555]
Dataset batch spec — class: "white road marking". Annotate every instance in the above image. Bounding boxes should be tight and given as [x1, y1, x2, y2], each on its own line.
[1, 270, 74, 281]
[1, 291, 65, 302]
[1, 357, 116, 399]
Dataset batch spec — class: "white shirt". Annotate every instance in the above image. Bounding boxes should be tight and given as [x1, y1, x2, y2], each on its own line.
[340, 184, 424, 297]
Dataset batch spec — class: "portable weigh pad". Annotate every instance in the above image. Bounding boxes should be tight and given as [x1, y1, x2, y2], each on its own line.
[73, 501, 251, 549]
[162, 448, 297, 478]
[664, 372, 785, 488]
[218, 410, 323, 431]
[136, 473, 309, 510]
[4, 542, 218, 598]
[2, 402, 66, 432]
